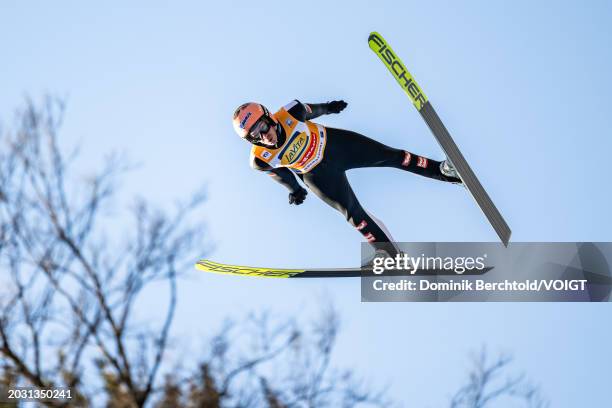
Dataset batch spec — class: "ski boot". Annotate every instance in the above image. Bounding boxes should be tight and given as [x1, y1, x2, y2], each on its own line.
[440, 160, 464, 186]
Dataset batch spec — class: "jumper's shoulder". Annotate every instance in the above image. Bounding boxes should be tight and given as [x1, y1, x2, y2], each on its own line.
[249, 149, 271, 171]
[281, 99, 300, 111]
[282, 99, 308, 121]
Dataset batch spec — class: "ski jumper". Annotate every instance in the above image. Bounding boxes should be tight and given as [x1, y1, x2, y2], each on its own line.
[250, 100, 460, 252]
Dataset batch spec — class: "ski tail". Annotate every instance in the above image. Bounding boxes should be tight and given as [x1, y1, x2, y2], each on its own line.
[419, 103, 512, 246]
[367, 32, 511, 246]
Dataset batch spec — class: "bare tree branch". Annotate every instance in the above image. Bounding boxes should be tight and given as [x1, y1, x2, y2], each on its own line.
[450, 347, 548, 408]
[174, 307, 391, 408]
[0, 96, 207, 407]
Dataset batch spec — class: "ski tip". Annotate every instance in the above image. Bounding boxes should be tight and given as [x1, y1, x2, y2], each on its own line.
[367, 31, 383, 45]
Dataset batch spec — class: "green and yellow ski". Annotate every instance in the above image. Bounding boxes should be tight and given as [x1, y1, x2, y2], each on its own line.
[195, 259, 491, 278]
[196, 259, 363, 278]
[368, 32, 511, 246]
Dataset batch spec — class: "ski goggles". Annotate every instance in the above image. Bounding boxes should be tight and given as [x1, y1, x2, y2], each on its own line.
[248, 118, 271, 140]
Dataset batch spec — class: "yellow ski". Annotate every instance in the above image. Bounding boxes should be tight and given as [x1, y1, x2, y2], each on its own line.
[195, 259, 362, 278]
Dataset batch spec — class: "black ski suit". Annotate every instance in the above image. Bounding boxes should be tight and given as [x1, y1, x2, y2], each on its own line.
[250, 100, 460, 254]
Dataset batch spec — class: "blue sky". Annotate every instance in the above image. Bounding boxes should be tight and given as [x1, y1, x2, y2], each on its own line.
[2, 1, 612, 406]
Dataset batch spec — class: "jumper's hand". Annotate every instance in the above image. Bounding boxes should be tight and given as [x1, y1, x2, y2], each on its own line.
[327, 100, 347, 114]
[289, 187, 308, 205]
